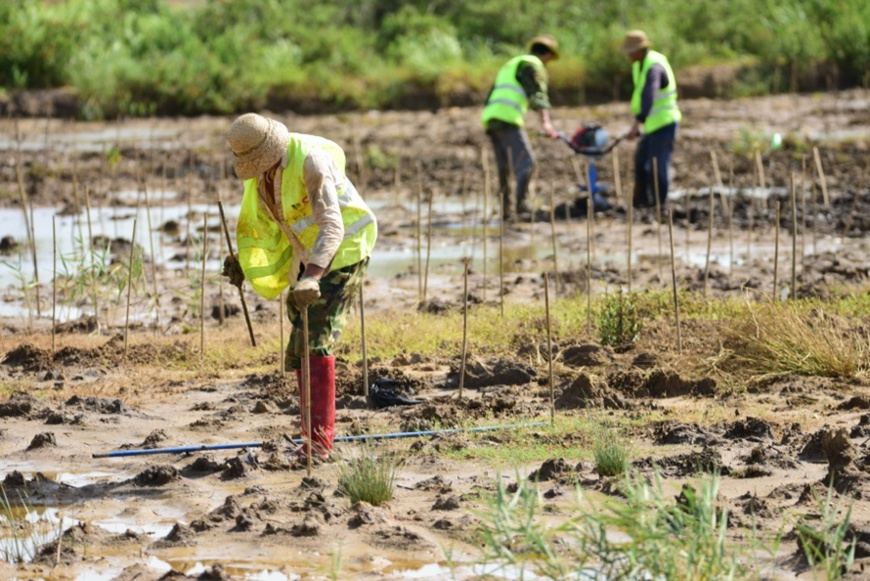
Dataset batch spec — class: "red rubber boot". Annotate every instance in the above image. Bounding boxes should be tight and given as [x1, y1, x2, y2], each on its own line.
[296, 355, 336, 460]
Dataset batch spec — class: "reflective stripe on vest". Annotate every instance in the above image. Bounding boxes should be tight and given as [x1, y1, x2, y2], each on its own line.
[631, 50, 682, 134]
[235, 134, 378, 300]
[481, 55, 543, 128]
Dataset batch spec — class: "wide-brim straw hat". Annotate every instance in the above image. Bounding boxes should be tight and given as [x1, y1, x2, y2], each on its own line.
[528, 34, 560, 60]
[622, 30, 651, 54]
[227, 113, 291, 180]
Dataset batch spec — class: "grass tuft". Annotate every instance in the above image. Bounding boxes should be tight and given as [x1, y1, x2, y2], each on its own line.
[592, 426, 629, 477]
[336, 445, 401, 506]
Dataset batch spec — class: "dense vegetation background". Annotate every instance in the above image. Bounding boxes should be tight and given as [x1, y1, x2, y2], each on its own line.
[1, 0, 868, 118]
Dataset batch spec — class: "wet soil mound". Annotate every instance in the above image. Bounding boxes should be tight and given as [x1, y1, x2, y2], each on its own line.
[607, 368, 717, 398]
[133, 464, 181, 487]
[634, 448, 731, 477]
[65, 395, 129, 415]
[559, 344, 614, 368]
[447, 356, 536, 388]
[722, 417, 775, 442]
[2, 344, 50, 371]
[653, 422, 721, 446]
[555, 373, 629, 410]
[0, 391, 42, 418]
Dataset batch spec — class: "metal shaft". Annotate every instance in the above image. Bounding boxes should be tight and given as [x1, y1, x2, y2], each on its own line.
[217, 200, 257, 347]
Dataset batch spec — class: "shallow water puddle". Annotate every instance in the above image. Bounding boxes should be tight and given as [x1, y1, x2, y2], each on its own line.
[0, 506, 76, 564]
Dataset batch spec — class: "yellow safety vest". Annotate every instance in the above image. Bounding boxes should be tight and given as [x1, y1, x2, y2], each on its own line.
[481, 55, 545, 128]
[236, 134, 377, 299]
[631, 50, 681, 134]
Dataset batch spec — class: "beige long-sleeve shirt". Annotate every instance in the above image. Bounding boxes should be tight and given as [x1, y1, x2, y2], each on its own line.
[258, 148, 345, 272]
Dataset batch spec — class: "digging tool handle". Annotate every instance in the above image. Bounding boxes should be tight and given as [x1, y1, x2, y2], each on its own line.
[301, 306, 312, 475]
[218, 200, 257, 347]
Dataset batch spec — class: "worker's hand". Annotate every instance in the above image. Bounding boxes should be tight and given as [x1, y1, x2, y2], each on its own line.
[627, 121, 641, 140]
[222, 255, 245, 288]
[293, 276, 321, 309]
[542, 122, 559, 139]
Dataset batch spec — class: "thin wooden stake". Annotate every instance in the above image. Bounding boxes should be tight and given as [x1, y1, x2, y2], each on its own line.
[360, 282, 368, 397]
[15, 154, 41, 317]
[653, 157, 663, 281]
[667, 209, 682, 354]
[415, 162, 423, 303]
[801, 155, 808, 264]
[124, 218, 138, 360]
[459, 257, 469, 400]
[812, 146, 831, 207]
[585, 161, 596, 261]
[199, 213, 208, 358]
[728, 159, 735, 276]
[543, 271, 554, 427]
[612, 145, 623, 211]
[51, 216, 57, 354]
[548, 183, 560, 293]
[301, 307, 312, 476]
[626, 159, 633, 293]
[218, 216, 225, 326]
[83, 186, 101, 334]
[703, 183, 714, 298]
[143, 183, 161, 334]
[790, 172, 798, 299]
[773, 201, 780, 301]
[423, 188, 434, 304]
[586, 197, 592, 335]
[499, 192, 505, 318]
[482, 149, 489, 303]
[280, 291, 285, 377]
[218, 200, 256, 347]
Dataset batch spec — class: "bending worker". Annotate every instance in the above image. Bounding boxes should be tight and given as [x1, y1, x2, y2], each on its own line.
[223, 113, 377, 461]
[482, 34, 560, 222]
[623, 30, 681, 208]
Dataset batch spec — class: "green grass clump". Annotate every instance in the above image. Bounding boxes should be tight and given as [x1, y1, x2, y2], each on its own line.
[336, 446, 400, 506]
[592, 426, 629, 477]
[481, 470, 750, 580]
[596, 292, 642, 348]
[795, 486, 856, 580]
[723, 301, 870, 378]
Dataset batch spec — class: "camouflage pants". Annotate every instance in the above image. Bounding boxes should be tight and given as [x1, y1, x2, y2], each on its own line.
[284, 258, 368, 369]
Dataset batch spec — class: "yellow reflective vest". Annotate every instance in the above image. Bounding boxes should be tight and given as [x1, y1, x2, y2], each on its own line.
[236, 134, 377, 299]
[481, 55, 545, 127]
[631, 50, 681, 134]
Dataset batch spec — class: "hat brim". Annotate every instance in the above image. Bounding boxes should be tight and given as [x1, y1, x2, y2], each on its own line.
[232, 119, 290, 180]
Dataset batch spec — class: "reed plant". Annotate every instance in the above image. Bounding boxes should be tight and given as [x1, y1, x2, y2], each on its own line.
[336, 444, 401, 506]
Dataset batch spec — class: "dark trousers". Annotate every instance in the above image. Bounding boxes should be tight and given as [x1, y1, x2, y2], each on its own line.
[487, 125, 536, 217]
[633, 122, 678, 208]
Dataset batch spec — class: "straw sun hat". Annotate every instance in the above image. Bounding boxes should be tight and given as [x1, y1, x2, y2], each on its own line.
[622, 30, 652, 54]
[226, 113, 291, 180]
[528, 34, 560, 60]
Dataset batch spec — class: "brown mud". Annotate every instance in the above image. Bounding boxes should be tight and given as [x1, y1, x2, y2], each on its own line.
[0, 90, 869, 579]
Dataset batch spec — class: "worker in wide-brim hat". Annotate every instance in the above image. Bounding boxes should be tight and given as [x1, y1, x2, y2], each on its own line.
[622, 30, 682, 209]
[223, 113, 378, 462]
[481, 34, 561, 223]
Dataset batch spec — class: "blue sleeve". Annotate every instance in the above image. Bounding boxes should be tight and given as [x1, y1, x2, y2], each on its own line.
[637, 63, 667, 122]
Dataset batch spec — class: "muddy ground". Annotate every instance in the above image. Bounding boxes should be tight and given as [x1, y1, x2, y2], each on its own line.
[0, 90, 869, 580]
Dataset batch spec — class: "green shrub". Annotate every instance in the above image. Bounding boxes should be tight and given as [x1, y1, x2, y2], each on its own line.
[596, 292, 642, 348]
[592, 426, 628, 477]
[337, 445, 400, 506]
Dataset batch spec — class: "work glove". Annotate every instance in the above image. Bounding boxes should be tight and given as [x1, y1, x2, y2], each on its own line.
[293, 276, 321, 309]
[222, 255, 245, 288]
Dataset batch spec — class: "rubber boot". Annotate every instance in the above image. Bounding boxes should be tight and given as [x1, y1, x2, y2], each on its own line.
[295, 355, 336, 460]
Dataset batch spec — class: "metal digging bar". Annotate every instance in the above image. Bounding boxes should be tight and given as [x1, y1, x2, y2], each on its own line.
[92, 421, 547, 458]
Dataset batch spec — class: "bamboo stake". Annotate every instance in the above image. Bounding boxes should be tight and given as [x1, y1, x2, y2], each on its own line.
[548, 182, 560, 293]
[773, 201, 780, 301]
[51, 216, 57, 354]
[217, 200, 256, 347]
[711, 150, 728, 215]
[15, 154, 41, 317]
[585, 161, 596, 261]
[543, 271, 554, 427]
[626, 158, 633, 293]
[811, 177, 818, 254]
[703, 183, 714, 298]
[812, 146, 831, 207]
[790, 172, 798, 299]
[186, 158, 193, 278]
[415, 162, 422, 303]
[482, 148, 489, 302]
[801, 155, 808, 264]
[84, 186, 101, 334]
[301, 307, 312, 476]
[499, 189, 505, 318]
[667, 209, 682, 354]
[280, 291, 285, 378]
[218, 216, 225, 326]
[653, 157, 663, 280]
[459, 257, 469, 400]
[586, 197, 592, 335]
[422, 188, 434, 304]
[728, 159, 735, 276]
[143, 183, 161, 334]
[360, 282, 368, 397]
[612, 145, 623, 211]
[124, 218, 138, 360]
[199, 213, 208, 358]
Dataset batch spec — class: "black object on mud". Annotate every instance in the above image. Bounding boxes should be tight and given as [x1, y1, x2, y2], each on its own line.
[368, 378, 421, 409]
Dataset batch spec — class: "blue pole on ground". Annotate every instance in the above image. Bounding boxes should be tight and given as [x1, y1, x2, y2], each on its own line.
[92, 421, 547, 458]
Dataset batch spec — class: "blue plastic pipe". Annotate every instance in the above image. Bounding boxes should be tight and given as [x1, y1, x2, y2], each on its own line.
[92, 421, 547, 458]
